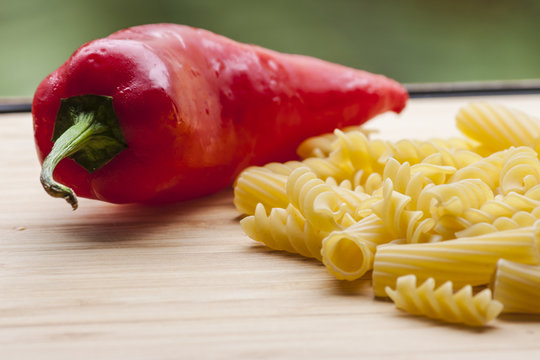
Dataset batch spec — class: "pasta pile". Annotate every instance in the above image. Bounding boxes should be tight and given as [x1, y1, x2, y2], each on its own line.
[233, 102, 540, 327]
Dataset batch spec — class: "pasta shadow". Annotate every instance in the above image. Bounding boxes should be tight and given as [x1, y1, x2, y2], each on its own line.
[498, 314, 540, 323]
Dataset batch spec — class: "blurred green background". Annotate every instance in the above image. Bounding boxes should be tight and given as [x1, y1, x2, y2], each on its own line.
[2, 0, 540, 97]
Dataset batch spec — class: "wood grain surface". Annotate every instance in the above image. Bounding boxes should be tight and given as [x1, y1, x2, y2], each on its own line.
[1, 95, 540, 360]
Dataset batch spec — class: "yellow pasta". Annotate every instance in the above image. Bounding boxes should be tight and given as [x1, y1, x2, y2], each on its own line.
[456, 102, 540, 153]
[378, 137, 476, 166]
[328, 130, 387, 178]
[419, 179, 494, 218]
[449, 149, 508, 191]
[234, 166, 290, 216]
[451, 188, 540, 238]
[456, 209, 540, 238]
[386, 275, 503, 327]
[371, 178, 436, 244]
[416, 179, 494, 238]
[301, 156, 355, 183]
[240, 203, 324, 260]
[321, 214, 393, 280]
[491, 259, 540, 314]
[372, 225, 540, 297]
[422, 148, 483, 169]
[286, 166, 374, 232]
[296, 125, 372, 159]
[464, 188, 540, 225]
[297, 132, 339, 159]
[499, 146, 540, 195]
[233, 100, 540, 323]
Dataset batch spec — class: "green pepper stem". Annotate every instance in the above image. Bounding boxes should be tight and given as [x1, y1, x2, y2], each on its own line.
[40, 112, 105, 210]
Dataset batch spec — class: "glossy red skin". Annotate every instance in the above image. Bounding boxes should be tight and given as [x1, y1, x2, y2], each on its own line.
[32, 24, 408, 204]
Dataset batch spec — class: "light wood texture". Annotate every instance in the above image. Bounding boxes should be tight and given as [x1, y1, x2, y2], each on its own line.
[2, 95, 540, 360]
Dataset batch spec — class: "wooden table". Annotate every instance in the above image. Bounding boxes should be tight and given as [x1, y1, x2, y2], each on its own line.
[1, 95, 540, 359]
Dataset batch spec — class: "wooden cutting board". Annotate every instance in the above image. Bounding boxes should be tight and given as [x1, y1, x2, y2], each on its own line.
[1, 95, 540, 359]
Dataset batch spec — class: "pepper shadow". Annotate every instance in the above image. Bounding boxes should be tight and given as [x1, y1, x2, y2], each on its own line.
[40, 188, 241, 247]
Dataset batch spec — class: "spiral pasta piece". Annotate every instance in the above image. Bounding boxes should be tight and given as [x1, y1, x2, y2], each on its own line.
[422, 148, 483, 170]
[449, 187, 540, 238]
[492, 259, 540, 314]
[329, 130, 387, 177]
[371, 178, 436, 243]
[499, 146, 540, 195]
[449, 149, 508, 191]
[321, 214, 393, 280]
[456, 102, 540, 153]
[426, 179, 493, 216]
[386, 275, 503, 326]
[372, 225, 540, 297]
[297, 132, 339, 159]
[286, 166, 373, 232]
[457, 209, 540, 238]
[296, 125, 372, 159]
[378, 137, 477, 166]
[301, 156, 354, 182]
[416, 179, 494, 238]
[240, 203, 324, 260]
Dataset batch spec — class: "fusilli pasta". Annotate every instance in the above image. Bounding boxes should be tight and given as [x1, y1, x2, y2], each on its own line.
[386, 275, 503, 326]
[240, 203, 324, 260]
[372, 225, 540, 297]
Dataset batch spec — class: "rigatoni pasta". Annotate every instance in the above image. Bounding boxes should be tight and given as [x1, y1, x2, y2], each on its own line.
[371, 225, 540, 297]
[233, 101, 540, 326]
[456, 102, 540, 153]
[491, 259, 540, 314]
[321, 214, 392, 280]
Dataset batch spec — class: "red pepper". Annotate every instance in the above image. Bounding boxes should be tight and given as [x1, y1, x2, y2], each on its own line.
[32, 23, 408, 209]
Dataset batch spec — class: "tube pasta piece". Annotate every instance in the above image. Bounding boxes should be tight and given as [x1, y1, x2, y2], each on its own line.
[386, 275, 503, 327]
[234, 166, 290, 215]
[321, 214, 393, 280]
[456, 102, 540, 153]
[240, 203, 324, 260]
[492, 259, 540, 314]
[233, 161, 304, 215]
[372, 225, 540, 297]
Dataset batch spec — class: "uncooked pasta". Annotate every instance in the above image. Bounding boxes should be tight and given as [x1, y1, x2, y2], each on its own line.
[491, 259, 540, 314]
[386, 275, 503, 326]
[232, 101, 540, 325]
[456, 102, 540, 153]
[321, 214, 392, 280]
[372, 225, 540, 297]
